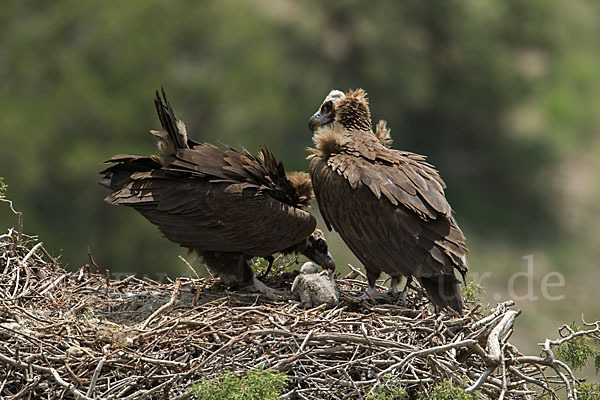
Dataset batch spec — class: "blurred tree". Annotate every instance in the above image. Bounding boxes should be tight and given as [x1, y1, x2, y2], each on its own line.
[0, 0, 599, 284]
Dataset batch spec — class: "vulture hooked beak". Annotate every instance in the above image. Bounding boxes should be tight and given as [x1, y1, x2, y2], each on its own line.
[308, 109, 333, 132]
[312, 249, 336, 271]
[302, 230, 336, 271]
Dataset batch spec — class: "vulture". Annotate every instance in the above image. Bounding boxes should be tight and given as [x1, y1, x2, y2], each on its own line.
[100, 89, 335, 298]
[307, 89, 468, 314]
[291, 262, 339, 308]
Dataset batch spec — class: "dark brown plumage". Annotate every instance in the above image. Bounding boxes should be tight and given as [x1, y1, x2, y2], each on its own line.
[307, 89, 468, 314]
[100, 89, 334, 296]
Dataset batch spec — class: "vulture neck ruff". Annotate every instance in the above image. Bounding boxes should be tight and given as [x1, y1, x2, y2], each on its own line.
[285, 171, 313, 208]
[308, 125, 347, 159]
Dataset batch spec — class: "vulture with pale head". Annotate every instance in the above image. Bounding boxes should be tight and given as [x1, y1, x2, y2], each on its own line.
[100, 90, 335, 298]
[307, 89, 468, 314]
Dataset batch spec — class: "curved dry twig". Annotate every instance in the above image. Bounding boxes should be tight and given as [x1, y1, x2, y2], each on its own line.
[0, 223, 597, 399]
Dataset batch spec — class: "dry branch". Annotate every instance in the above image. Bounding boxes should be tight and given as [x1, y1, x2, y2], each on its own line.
[0, 222, 597, 399]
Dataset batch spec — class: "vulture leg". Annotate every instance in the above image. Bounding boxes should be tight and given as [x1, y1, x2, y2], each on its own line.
[205, 253, 287, 301]
[388, 276, 400, 296]
[361, 268, 388, 300]
[258, 255, 275, 280]
[400, 276, 413, 306]
[252, 276, 287, 301]
[202, 252, 254, 287]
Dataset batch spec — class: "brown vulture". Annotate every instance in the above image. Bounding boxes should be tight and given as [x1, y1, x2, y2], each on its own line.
[100, 89, 335, 298]
[307, 89, 468, 314]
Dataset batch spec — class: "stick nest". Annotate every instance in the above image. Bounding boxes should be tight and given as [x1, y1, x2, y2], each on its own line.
[0, 225, 597, 400]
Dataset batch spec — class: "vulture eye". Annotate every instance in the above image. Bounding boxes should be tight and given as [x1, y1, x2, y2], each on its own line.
[321, 101, 333, 113]
[316, 238, 327, 253]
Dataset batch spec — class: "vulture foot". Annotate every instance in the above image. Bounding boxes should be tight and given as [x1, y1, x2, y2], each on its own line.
[361, 286, 392, 301]
[401, 289, 409, 307]
[252, 276, 287, 301]
[387, 276, 400, 296]
[386, 288, 406, 306]
[396, 276, 413, 307]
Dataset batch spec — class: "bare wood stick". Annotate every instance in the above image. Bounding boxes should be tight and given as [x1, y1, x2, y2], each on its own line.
[11, 261, 21, 297]
[86, 356, 106, 397]
[64, 363, 83, 387]
[508, 365, 554, 395]
[16, 211, 23, 243]
[299, 329, 315, 352]
[346, 264, 366, 280]
[179, 255, 200, 280]
[39, 273, 68, 297]
[471, 300, 515, 330]
[465, 366, 495, 393]
[21, 242, 44, 266]
[121, 375, 179, 400]
[141, 279, 181, 330]
[13, 377, 42, 398]
[39, 243, 57, 264]
[0, 353, 94, 400]
[375, 339, 478, 385]
[487, 310, 520, 362]
[138, 356, 187, 368]
[171, 391, 194, 400]
[546, 322, 600, 347]
[87, 246, 99, 274]
[273, 350, 313, 370]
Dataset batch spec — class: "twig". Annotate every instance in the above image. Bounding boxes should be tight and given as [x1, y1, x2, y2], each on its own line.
[0, 223, 595, 399]
[179, 255, 200, 280]
[21, 242, 44, 266]
[87, 356, 106, 397]
[0, 353, 94, 400]
[346, 264, 367, 280]
[39, 273, 68, 297]
[487, 310, 520, 362]
[466, 366, 494, 393]
[87, 246, 100, 274]
[141, 279, 181, 329]
[375, 339, 478, 388]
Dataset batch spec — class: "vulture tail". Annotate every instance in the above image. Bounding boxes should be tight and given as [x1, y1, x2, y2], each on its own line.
[153, 88, 189, 155]
[420, 275, 464, 316]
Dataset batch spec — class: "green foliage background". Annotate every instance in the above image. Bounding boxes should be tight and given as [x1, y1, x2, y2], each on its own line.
[1, 0, 599, 361]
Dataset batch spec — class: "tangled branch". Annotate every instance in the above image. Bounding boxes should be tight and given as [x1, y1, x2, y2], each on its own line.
[0, 212, 597, 399]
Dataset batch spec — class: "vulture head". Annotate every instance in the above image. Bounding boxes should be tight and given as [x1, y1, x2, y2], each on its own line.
[298, 229, 336, 271]
[309, 89, 372, 133]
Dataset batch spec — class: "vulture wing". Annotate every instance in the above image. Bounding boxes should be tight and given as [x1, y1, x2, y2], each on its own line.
[101, 89, 316, 257]
[310, 138, 468, 311]
[102, 148, 316, 257]
[311, 153, 466, 277]
[333, 139, 452, 221]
